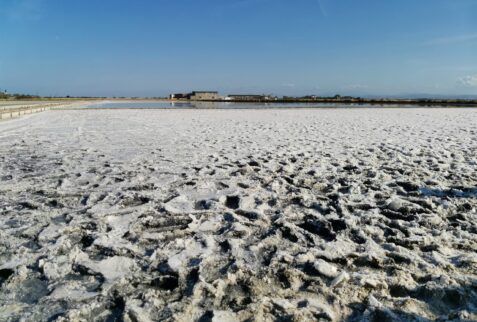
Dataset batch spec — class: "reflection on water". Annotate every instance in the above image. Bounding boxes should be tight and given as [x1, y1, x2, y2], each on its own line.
[82, 101, 355, 109]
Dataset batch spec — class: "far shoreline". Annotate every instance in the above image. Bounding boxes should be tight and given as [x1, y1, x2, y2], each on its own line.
[168, 98, 477, 107]
[2, 97, 477, 108]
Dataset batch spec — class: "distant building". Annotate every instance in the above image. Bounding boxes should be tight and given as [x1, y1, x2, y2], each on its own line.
[187, 91, 221, 101]
[228, 94, 273, 101]
[169, 93, 186, 100]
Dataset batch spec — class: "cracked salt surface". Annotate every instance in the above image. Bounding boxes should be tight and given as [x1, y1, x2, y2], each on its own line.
[0, 108, 476, 321]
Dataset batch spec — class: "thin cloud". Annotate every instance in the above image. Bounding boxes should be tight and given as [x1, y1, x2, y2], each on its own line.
[427, 33, 477, 45]
[282, 83, 296, 88]
[215, 0, 270, 11]
[316, 0, 327, 17]
[457, 75, 477, 87]
[344, 84, 369, 90]
[4, 0, 43, 22]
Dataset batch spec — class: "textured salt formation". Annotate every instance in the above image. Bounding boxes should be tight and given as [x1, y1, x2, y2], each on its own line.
[0, 108, 476, 321]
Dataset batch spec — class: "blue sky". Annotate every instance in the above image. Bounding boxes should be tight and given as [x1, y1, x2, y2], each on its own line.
[0, 0, 476, 97]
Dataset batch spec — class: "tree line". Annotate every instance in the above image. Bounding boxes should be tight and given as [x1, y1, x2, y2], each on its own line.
[0, 89, 40, 100]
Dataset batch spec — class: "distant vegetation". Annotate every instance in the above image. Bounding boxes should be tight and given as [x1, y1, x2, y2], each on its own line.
[0, 89, 107, 101]
[0, 89, 40, 100]
[0, 89, 166, 101]
[1, 88, 476, 106]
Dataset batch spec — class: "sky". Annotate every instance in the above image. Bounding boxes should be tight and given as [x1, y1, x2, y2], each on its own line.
[0, 0, 476, 98]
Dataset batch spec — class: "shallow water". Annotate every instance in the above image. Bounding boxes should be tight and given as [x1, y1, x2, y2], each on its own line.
[82, 101, 369, 109]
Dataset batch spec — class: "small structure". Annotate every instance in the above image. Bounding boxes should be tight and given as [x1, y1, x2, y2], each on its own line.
[187, 91, 220, 101]
[169, 93, 186, 100]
